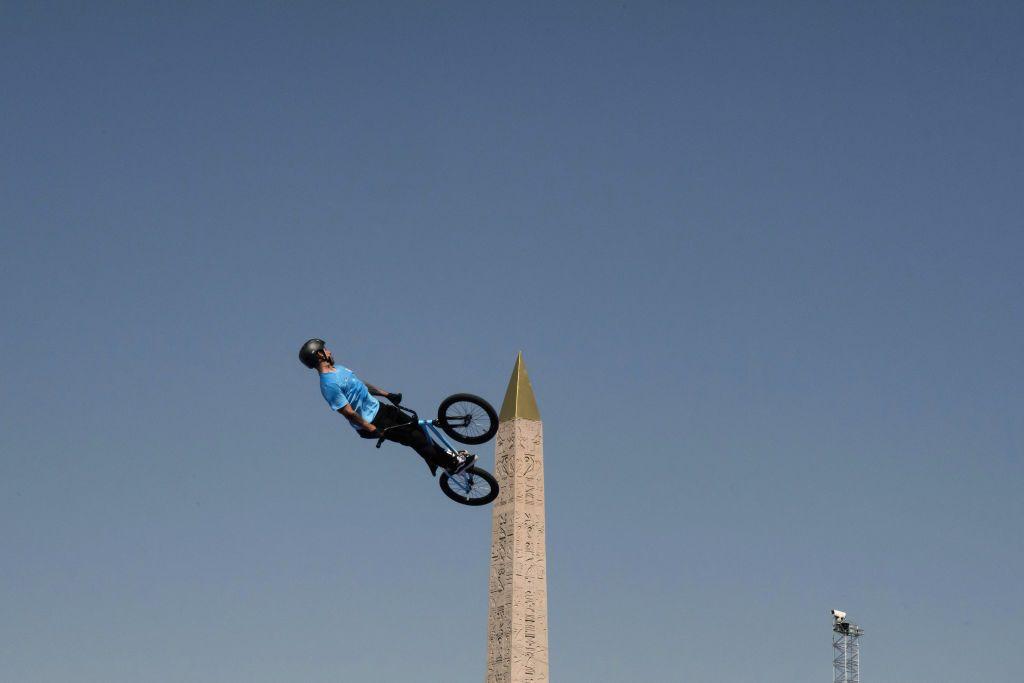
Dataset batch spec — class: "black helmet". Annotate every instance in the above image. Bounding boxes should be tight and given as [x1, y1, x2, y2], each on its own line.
[299, 338, 327, 368]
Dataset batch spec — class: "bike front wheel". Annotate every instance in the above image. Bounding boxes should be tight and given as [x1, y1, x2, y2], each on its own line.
[439, 466, 499, 506]
[437, 393, 499, 445]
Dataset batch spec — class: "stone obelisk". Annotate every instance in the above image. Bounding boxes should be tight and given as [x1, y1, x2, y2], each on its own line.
[486, 352, 549, 683]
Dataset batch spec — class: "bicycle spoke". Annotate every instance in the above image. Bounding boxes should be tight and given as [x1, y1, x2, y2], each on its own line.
[452, 403, 486, 436]
[449, 402, 488, 437]
[445, 472, 491, 499]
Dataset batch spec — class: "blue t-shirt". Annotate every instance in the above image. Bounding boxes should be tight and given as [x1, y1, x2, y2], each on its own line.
[319, 366, 380, 430]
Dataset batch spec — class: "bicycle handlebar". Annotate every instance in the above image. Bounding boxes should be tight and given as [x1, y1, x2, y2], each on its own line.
[395, 404, 418, 420]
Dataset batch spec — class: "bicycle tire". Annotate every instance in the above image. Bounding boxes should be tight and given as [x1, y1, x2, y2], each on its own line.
[439, 466, 500, 506]
[437, 393, 499, 445]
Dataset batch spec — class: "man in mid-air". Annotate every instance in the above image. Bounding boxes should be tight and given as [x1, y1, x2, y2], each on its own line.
[298, 338, 474, 474]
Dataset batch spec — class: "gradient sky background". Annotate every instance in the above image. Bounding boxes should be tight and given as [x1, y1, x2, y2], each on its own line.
[2, 2, 1022, 682]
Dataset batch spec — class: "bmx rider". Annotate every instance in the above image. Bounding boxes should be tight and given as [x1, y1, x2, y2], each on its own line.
[298, 338, 474, 475]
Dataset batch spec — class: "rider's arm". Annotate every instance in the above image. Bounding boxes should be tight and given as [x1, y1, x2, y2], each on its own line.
[366, 383, 402, 405]
[338, 404, 376, 432]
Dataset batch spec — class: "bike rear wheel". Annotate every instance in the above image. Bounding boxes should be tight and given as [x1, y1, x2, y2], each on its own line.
[437, 393, 499, 445]
[439, 466, 499, 506]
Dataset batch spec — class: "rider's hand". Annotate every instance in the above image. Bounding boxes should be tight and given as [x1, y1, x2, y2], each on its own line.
[387, 392, 403, 406]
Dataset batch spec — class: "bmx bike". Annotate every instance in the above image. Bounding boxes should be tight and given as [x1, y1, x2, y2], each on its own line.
[375, 393, 500, 506]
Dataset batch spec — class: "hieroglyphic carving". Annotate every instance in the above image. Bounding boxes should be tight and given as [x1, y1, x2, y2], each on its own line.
[486, 418, 548, 683]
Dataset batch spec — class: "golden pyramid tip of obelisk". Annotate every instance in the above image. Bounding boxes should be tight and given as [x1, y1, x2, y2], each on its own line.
[498, 351, 541, 422]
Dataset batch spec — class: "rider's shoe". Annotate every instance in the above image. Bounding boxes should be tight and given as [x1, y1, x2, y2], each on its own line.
[447, 451, 477, 475]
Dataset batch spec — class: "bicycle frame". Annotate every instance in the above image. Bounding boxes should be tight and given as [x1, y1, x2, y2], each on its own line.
[371, 398, 499, 505]
[374, 404, 471, 456]
[419, 419, 460, 454]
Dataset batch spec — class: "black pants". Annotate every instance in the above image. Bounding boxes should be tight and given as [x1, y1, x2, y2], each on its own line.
[359, 403, 455, 470]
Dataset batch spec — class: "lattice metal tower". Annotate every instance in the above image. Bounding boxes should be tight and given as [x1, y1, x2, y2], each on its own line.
[831, 610, 864, 683]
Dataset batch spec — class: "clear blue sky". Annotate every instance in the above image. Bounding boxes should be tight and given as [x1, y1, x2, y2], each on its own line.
[2, 3, 1022, 681]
